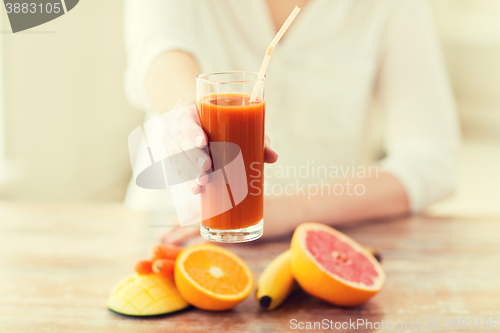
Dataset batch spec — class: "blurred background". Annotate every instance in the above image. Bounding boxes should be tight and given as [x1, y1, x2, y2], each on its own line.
[0, 0, 499, 215]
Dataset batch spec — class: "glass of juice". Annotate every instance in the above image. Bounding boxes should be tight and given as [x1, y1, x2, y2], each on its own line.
[196, 71, 265, 243]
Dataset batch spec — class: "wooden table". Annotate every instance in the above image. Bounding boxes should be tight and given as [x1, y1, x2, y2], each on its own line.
[1, 202, 499, 332]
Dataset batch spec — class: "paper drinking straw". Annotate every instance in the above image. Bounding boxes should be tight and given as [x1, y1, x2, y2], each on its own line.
[249, 6, 301, 103]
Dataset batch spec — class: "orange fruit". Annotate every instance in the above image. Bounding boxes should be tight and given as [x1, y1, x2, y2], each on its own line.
[291, 222, 385, 307]
[174, 244, 254, 311]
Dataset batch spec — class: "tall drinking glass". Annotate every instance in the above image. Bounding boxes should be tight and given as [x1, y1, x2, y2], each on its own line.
[196, 72, 265, 242]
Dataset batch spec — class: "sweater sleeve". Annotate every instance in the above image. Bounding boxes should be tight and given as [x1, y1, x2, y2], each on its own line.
[377, 0, 461, 213]
[123, 0, 198, 111]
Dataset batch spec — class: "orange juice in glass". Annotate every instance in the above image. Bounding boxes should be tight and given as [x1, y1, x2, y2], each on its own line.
[196, 72, 265, 242]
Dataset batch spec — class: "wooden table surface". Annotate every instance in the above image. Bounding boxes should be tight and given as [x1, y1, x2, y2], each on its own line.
[1, 202, 499, 332]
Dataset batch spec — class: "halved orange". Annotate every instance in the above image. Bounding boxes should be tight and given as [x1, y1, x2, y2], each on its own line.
[174, 244, 254, 311]
[291, 223, 385, 307]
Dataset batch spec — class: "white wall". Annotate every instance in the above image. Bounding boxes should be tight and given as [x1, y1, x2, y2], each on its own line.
[431, 0, 500, 140]
[0, 0, 144, 201]
[428, 0, 500, 215]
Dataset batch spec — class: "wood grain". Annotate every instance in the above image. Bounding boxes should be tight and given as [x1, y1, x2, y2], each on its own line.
[0, 202, 499, 332]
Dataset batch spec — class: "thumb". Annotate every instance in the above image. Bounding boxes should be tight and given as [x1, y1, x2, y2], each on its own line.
[264, 135, 278, 163]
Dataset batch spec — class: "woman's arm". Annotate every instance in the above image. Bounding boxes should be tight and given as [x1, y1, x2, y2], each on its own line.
[145, 50, 200, 114]
[262, 171, 409, 239]
[124, 0, 200, 111]
[164, 171, 408, 243]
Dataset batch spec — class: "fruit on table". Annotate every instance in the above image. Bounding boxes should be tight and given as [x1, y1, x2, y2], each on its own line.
[364, 246, 382, 263]
[255, 249, 298, 310]
[291, 222, 386, 307]
[175, 244, 254, 311]
[152, 258, 175, 279]
[107, 274, 189, 316]
[150, 244, 183, 261]
[134, 260, 153, 275]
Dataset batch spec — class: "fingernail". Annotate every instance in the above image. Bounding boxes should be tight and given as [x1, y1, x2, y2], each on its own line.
[197, 174, 209, 185]
[195, 136, 205, 147]
[198, 156, 206, 169]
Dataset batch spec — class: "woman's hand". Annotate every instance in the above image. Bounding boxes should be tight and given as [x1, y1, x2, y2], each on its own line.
[163, 98, 211, 194]
[161, 114, 278, 245]
[164, 98, 278, 194]
[264, 135, 279, 164]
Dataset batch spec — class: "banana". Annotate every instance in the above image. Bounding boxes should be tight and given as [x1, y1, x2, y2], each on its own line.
[255, 247, 380, 310]
[255, 249, 298, 310]
[364, 247, 382, 263]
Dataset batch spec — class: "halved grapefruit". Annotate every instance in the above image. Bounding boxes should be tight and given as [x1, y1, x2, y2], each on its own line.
[290, 223, 385, 307]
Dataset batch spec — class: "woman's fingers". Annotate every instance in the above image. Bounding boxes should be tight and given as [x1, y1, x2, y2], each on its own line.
[170, 126, 211, 175]
[165, 102, 276, 198]
[187, 180, 202, 195]
[164, 132, 208, 193]
[176, 108, 207, 148]
[264, 135, 278, 164]
[163, 103, 212, 194]
[171, 108, 212, 172]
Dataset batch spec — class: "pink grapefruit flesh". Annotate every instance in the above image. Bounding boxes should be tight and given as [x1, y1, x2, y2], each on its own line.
[306, 230, 379, 286]
[291, 222, 385, 306]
